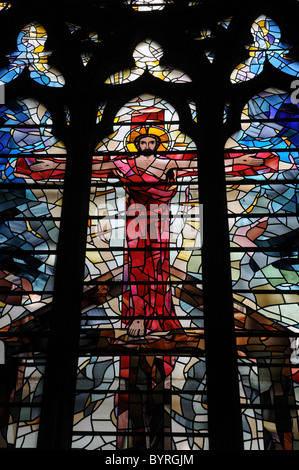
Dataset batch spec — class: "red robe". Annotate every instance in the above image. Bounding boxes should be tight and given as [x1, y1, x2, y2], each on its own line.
[113, 156, 181, 336]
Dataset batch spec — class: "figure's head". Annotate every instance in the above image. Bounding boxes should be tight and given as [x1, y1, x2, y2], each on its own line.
[134, 133, 161, 156]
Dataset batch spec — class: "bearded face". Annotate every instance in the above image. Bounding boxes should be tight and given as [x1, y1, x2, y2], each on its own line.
[135, 135, 160, 156]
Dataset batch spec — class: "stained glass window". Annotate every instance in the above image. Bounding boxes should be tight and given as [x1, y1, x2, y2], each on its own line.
[1, 0, 299, 457]
[73, 93, 203, 450]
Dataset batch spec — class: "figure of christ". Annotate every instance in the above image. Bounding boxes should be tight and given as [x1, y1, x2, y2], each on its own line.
[14, 148, 268, 338]
[17, 147, 267, 335]
[15, 148, 268, 340]
[92, 133, 199, 340]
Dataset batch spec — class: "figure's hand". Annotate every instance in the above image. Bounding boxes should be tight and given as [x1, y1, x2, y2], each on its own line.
[233, 153, 265, 167]
[128, 319, 145, 337]
[29, 159, 60, 171]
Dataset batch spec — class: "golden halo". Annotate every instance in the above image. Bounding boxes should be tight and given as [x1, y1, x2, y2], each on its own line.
[125, 125, 170, 152]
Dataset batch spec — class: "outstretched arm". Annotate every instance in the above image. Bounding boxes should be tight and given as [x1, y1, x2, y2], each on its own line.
[28, 159, 65, 172]
[17, 157, 117, 181]
[15, 157, 66, 181]
[225, 153, 265, 172]
[29, 158, 116, 173]
[168, 153, 266, 173]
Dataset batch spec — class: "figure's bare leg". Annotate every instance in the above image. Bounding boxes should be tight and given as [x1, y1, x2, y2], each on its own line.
[128, 319, 145, 336]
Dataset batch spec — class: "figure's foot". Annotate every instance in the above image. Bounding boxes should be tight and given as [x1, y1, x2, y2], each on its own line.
[128, 319, 145, 337]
